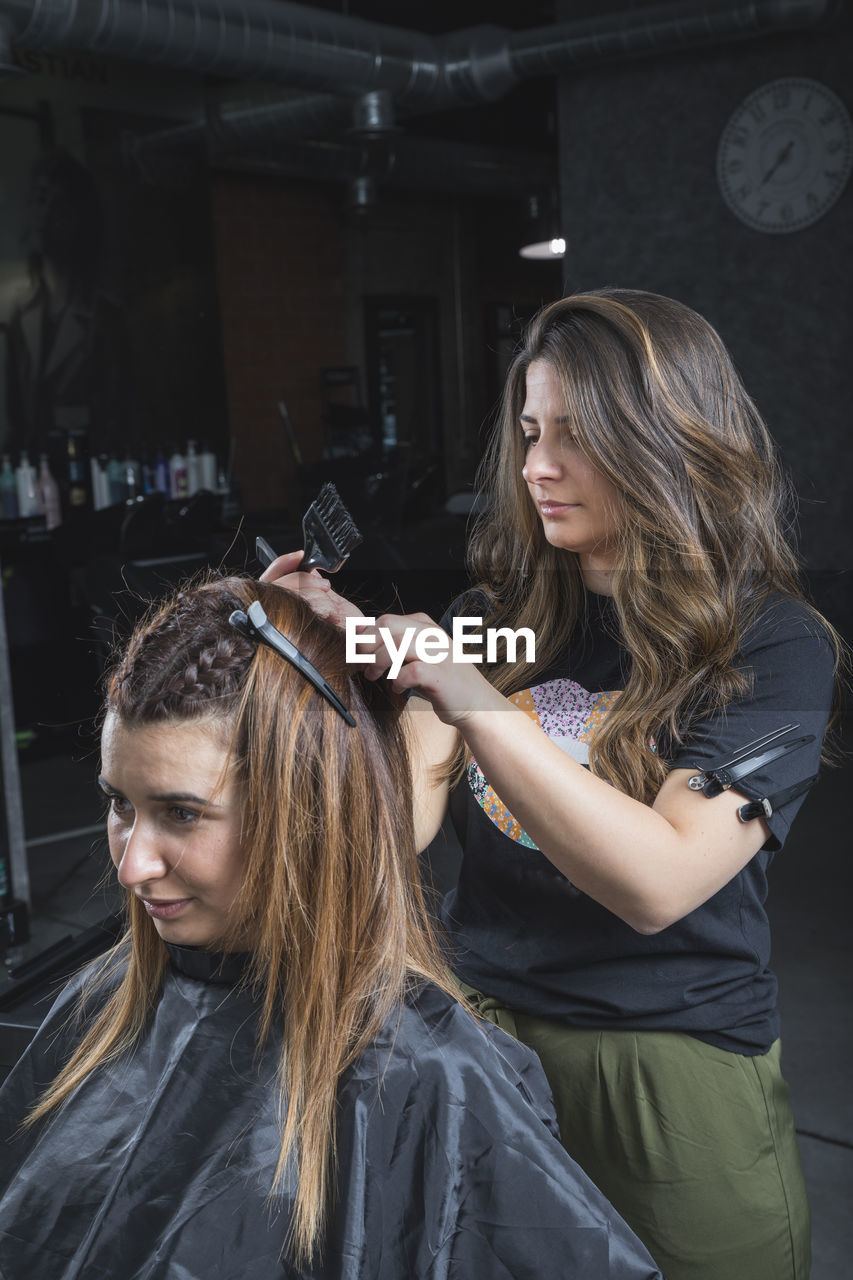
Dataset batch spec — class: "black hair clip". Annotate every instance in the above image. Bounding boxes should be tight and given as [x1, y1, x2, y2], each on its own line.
[686, 724, 814, 798]
[737, 774, 819, 824]
[230, 600, 356, 727]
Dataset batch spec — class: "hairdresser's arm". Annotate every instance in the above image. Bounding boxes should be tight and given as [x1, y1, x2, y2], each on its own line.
[364, 613, 771, 936]
[406, 699, 458, 850]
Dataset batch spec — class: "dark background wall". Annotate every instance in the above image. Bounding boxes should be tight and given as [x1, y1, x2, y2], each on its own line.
[1, 2, 850, 712]
[212, 174, 347, 514]
[557, 2, 853, 637]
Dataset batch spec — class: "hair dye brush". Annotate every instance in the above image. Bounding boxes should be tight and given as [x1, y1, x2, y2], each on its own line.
[256, 482, 362, 575]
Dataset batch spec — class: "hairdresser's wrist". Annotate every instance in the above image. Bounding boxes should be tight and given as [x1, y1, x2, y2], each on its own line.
[347, 611, 505, 725]
[389, 657, 508, 729]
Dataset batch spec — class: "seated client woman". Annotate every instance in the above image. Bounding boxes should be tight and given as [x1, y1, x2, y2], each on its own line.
[0, 577, 661, 1279]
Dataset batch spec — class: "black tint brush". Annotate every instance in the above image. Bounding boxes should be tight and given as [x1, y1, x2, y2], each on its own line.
[256, 483, 362, 575]
[301, 482, 362, 571]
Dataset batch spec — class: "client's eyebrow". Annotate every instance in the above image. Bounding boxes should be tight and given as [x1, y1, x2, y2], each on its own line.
[97, 776, 222, 808]
[149, 791, 223, 807]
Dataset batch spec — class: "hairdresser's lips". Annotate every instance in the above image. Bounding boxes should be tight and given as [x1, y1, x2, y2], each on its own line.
[141, 897, 193, 920]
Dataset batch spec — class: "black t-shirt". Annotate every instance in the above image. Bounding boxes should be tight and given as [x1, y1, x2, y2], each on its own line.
[440, 591, 835, 1055]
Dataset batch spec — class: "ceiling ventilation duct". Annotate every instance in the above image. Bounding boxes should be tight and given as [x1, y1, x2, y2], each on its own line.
[348, 90, 399, 141]
[0, 0, 836, 194]
[347, 173, 376, 213]
[2, 0, 834, 109]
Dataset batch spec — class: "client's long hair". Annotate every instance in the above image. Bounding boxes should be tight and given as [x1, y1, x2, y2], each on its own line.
[25, 577, 460, 1262]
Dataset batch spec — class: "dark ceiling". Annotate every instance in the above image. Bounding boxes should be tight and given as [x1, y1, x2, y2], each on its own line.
[293, 0, 561, 152]
[308, 0, 558, 33]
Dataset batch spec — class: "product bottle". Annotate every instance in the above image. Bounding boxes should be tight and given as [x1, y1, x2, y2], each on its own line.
[38, 455, 62, 530]
[66, 434, 90, 509]
[0, 455, 19, 519]
[185, 440, 201, 496]
[105, 455, 124, 506]
[199, 442, 217, 492]
[124, 454, 142, 502]
[141, 453, 155, 496]
[90, 457, 108, 511]
[15, 452, 39, 517]
[154, 450, 170, 495]
[0, 849, 9, 910]
[169, 447, 188, 499]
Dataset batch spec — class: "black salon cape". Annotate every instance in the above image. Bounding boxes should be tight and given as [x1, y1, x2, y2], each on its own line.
[0, 945, 662, 1279]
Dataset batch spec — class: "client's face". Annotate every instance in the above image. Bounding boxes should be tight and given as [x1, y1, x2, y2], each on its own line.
[99, 713, 246, 949]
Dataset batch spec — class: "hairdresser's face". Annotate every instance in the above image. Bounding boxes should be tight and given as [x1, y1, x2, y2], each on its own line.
[100, 714, 246, 949]
[521, 360, 622, 584]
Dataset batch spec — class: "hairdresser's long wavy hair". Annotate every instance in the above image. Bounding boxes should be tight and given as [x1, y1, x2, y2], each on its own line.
[469, 288, 842, 803]
[24, 577, 461, 1263]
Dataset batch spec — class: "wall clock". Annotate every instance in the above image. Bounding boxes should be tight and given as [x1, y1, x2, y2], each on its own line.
[716, 78, 853, 233]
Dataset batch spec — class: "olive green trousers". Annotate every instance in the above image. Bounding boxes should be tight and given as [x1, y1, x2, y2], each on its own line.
[462, 985, 810, 1280]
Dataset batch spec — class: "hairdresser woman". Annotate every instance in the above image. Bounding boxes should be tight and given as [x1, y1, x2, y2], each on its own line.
[264, 289, 841, 1280]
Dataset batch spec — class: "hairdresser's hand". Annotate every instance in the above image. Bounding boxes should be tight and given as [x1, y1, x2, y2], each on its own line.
[259, 551, 365, 625]
[354, 612, 507, 729]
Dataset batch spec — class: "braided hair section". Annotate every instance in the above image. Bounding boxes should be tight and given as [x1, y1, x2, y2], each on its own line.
[106, 579, 257, 723]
